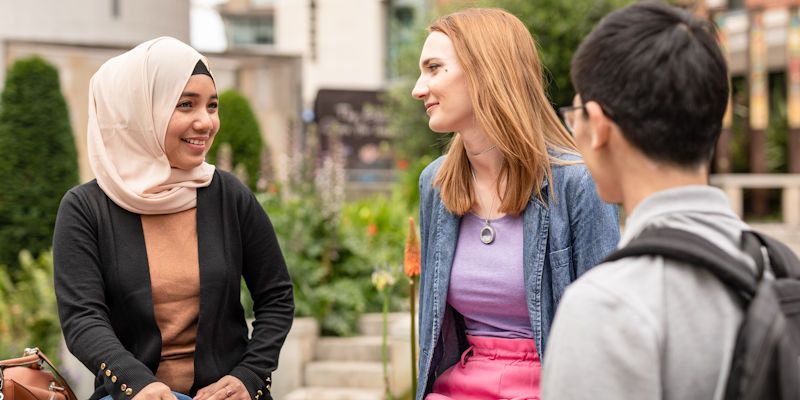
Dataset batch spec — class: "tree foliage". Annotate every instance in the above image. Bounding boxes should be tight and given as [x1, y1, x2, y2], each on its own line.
[207, 89, 265, 190]
[385, 0, 632, 210]
[0, 56, 78, 272]
[479, 0, 633, 108]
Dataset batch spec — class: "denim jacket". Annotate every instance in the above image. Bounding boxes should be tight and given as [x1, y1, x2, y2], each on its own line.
[415, 154, 620, 399]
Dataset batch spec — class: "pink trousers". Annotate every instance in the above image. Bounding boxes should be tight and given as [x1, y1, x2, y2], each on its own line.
[425, 335, 541, 400]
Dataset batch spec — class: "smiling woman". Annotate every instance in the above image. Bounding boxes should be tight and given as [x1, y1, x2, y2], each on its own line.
[52, 37, 293, 400]
[411, 8, 620, 400]
[165, 71, 220, 171]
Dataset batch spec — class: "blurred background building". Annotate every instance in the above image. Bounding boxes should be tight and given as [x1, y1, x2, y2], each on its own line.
[0, 0, 302, 183]
[702, 0, 800, 218]
[3, 0, 797, 205]
[1, 1, 798, 399]
[216, 0, 430, 196]
[705, 0, 800, 173]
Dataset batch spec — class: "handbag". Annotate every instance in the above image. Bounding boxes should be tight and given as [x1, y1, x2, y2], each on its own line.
[0, 348, 77, 400]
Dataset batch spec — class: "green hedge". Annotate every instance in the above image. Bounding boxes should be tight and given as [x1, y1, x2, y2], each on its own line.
[0, 56, 78, 273]
[207, 89, 264, 189]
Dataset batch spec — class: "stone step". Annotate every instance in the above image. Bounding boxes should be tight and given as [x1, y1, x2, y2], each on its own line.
[304, 361, 386, 389]
[358, 312, 408, 336]
[315, 336, 384, 362]
[284, 387, 385, 400]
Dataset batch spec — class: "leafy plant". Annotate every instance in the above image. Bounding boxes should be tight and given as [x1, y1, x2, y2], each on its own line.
[262, 190, 411, 336]
[729, 76, 751, 173]
[207, 89, 265, 189]
[0, 250, 62, 362]
[371, 266, 397, 400]
[403, 217, 421, 397]
[260, 129, 409, 335]
[0, 56, 78, 272]
[766, 73, 788, 173]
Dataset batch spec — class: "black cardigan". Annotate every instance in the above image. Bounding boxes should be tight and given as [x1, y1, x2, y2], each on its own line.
[53, 170, 294, 400]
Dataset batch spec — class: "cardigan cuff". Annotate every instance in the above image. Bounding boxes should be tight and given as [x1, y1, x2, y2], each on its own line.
[230, 365, 272, 400]
[95, 358, 158, 400]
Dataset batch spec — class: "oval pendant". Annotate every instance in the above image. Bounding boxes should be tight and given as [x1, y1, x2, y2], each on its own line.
[480, 224, 495, 245]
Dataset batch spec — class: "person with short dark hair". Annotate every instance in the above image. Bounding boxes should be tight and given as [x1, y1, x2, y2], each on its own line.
[541, 2, 754, 399]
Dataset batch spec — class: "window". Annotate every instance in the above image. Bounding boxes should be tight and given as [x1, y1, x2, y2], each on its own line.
[387, 5, 419, 78]
[394, 6, 415, 28]
[229, 15, 275, 46]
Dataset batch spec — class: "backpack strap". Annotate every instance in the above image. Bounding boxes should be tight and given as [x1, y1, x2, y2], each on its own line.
[603, 227, 759, 300]
[743, 230, 800, 279]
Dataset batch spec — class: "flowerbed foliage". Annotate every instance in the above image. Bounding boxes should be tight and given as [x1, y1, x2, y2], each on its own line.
[260, 169, 411, 336]
[0, 250, 61, 361]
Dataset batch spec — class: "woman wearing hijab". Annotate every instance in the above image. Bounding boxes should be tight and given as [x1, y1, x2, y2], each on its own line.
[53, 37, 293, 400]
[411, 9, 619, 400]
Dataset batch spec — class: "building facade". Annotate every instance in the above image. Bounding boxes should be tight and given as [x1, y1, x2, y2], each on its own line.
[0, 0, 191, 90]
[1, 0, 302, 183]
[218, 0, 428, 197]
[220, 0, 427, 105]
[706, 0, 800, 177]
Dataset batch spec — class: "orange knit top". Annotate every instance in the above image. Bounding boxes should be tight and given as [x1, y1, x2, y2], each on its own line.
[141, 208, 199, 394]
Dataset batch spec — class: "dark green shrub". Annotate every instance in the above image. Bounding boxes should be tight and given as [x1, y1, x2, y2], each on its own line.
[0, 56, 78, 272]
[207, 90, 264, 189]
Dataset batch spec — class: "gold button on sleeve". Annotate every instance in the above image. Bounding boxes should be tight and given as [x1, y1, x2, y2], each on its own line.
[100, 363, 106, 370]
[105, 369, 112, 377]
[257, 390, 263, 396]
[111, 376, 117, 383]
[121, 384, 127, 391]
[125, 388, 133, 396]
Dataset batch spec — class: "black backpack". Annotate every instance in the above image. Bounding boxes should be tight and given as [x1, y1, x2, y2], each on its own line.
[603, 227, 800, 400]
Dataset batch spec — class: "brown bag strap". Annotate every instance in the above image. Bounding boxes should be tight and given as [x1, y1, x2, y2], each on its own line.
[34, 349, 78, 400]
[0, 348, 77, 400]
[0, 353, 41, 368]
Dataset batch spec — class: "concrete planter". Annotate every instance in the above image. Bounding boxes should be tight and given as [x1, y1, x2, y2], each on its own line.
[271, 316, 320, 399]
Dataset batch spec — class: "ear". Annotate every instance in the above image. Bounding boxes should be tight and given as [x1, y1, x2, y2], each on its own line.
[584, 101, 611, 150]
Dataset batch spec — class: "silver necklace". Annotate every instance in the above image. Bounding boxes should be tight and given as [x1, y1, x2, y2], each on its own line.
[470, 168, 497, 245]
[468, 144, 497, 156]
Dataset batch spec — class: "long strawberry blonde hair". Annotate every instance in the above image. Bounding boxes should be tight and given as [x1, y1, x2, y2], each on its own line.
[431, 8, 578, 216]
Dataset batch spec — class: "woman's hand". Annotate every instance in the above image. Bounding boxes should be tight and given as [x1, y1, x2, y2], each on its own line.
[132, 382, 177, 399]
[193, 375, 249, 400]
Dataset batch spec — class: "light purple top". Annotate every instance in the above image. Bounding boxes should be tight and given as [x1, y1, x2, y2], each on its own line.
[447, 212, 533, 339]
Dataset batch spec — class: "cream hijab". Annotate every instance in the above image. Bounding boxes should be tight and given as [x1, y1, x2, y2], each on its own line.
[87, 36, 216, 215]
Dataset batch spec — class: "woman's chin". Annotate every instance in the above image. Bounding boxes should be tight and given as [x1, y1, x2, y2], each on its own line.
[428, 122, 453, 134]
[169, 159, 204, 170]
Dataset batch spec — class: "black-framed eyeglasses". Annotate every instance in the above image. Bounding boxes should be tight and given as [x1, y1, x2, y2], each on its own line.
[558, 105, 584, 134]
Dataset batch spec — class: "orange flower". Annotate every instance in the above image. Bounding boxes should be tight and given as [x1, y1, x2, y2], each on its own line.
[396, 159, 410, 170]
[367, 223, 379, 237]
[404, 217, 421, 277]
